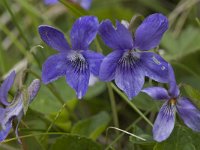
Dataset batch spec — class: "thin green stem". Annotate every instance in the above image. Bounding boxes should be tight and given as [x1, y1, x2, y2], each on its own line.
[3, 0, 30, 49]
[46, 103, 67, 132]
[105, 110, 150, 150]
[41, 102, 67, 141]
[111, 83, 153, 127]
[59, 0, 88, 17]
[28, 108, 60, 131]
[26, 40, 46, 69]
[1, 132, 74, 143]
[107, 83, 119, 128]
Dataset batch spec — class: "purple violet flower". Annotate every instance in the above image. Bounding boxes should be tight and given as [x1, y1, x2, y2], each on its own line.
[38, 16, 104, 99]
[0, 71, 41, 142]
[44, 0, 92, 10]
[98, 13, 169, 99]
[142, 64, 200, 142]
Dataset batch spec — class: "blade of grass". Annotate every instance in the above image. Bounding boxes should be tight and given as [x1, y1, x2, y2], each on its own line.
[59, 0, 89, 17]
[3, 0, 30, 49]
[1, 132, 76, 143]
[105, 110, 151, 150]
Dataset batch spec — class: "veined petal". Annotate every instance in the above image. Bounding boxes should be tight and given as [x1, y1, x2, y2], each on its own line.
[42, 53, 68, 84]
[4, 93, 23, 126]
[98, 20, 133, 50]
[38, 25, 71, 52]
[0, 93, 23, 142]
[153, 101, 176, 142]
[168, 64, 180, 97]
[70, 16, 98, 50]
[0, 71, 16, 106]
[66, 53, 90, 99]
[140, 52, 168, 83]
[44, 0, 58, 4]
[99, 51, 123, 81]
[82, 50, 104, 76]
[134, 13, 168, 51]
[0, 120, 12, 142]
[115, 52, 144, 99]
[142, 87, 170, 100]
[177, 97, 200, 132]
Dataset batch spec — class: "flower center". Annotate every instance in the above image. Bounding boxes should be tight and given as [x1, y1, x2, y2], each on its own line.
[118, 50, 140, 69]
[68, 52, 88, 73]
[169, 98, 177, 106]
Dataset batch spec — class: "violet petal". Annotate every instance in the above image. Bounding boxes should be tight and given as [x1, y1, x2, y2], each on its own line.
[82, 50, 104, 76]
[38, 25, 71, 52]
[0, 120, 12, 142]
[66, 54, 90, 99]
[134, 13, 168, 51]
[115, 52, 144, 99]
[42, 53, 68, 84]
[98, 20, 133, 50]
[153, 101, 176, 142]
[0, 71, 16, 106]
[168, 64, 180, 97]
[99, 50, 123, 81]
[140, 52, 168, 83]
[177, 97, 200, 132]
[70, 16, 98, 50]
[142, 87, 170, 100]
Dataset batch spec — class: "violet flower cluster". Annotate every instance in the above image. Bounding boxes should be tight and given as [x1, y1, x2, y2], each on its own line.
[38, 14, 200, 142]
[39, 14, 169, 99]
[0, 71, 40, 142]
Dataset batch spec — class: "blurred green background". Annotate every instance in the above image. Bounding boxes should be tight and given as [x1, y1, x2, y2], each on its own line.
[0, 0, 200, 149]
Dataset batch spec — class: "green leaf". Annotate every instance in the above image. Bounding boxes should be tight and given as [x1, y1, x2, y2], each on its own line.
[71, 111, 110, 140]
[182, 84, 200, 109]
[30, 77, 77, 114]
[154, 125, 200, 150]
[50, 135, 102, 150]
[133, 92, 160, 112]
[85, 82, 106, 99]
[162, 26, 200, 60]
